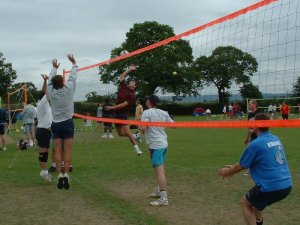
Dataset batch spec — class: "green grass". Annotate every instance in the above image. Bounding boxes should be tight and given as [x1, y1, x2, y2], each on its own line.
[0, 118, 299, 225]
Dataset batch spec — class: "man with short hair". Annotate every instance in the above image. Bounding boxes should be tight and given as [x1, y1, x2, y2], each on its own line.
[139, 95, 174, 206]
[23, 99, 37, 147]
[244, 99, 263, 144]
[105, 65, 142, 155]
[48, 54, 77, 190]
[218, 113, 292, 225]
[0, 105, 7, 151]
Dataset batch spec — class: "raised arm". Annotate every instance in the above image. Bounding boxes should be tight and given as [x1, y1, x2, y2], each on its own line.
[48, 59, 60, 85]
[120, 65, 137, 82]
[41, 74, 49, 93]
[65, 54, 78, 90]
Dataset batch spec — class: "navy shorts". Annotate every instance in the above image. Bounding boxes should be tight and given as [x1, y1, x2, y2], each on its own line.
[115, 112, 128, 127]
[36, 128, 52, 148]
[0, 124, 4, 135]
[246, 185, 292, 211]
[51, 119, 74, 139]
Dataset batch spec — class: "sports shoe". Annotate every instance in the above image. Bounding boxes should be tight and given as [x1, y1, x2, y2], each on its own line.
[108, 134, 114, 138]
[63, 174, 70, 190]
[40, 171, 52, 182]
[48, 166, 56, 173]
[2, 147, 7, 151]
[134, 132, 142, 143]
[150, 197, 169, 206]
[133, 145, 142, 155]
[101, 134, 108, 138]
[29, 140, 34, 147]
[57, 173, 64, 189]
[150, 187, 161, 198]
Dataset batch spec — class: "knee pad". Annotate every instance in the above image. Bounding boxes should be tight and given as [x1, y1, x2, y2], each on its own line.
[39, 152, 48, 162]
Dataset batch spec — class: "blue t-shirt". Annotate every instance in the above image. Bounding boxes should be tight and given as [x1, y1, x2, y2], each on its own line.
[240, 131, 292, 192]
[0, 108, 6, 124]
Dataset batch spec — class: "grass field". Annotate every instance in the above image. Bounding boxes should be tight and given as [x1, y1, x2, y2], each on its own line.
[0, 117, 299, 225]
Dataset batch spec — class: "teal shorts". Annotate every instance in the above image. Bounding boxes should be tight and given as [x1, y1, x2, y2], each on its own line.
[149, 148, 167, 167]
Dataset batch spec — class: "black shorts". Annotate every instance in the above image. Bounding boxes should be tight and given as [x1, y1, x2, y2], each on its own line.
[114, 112, 128, 128]
[246, 185, 292, 211]
[282, 114, 288, 120]
[36, 128, 52, 148]
[0, 124, 4, 135]
[51, 119, 74, 139]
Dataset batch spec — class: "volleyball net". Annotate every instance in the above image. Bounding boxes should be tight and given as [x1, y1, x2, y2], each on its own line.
[63, 0, 300, 128]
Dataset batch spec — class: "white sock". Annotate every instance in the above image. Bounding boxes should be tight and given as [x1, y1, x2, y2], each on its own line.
[160, 191, 167, 199]
[133, 144, 139, 149]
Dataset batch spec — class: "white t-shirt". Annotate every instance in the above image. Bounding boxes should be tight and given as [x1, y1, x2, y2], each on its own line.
[141, 108, 174, 149]
[37, 95, 52, 129]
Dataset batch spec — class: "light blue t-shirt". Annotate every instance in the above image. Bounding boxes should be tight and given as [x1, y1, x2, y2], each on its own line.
[240, 131, 292, 192]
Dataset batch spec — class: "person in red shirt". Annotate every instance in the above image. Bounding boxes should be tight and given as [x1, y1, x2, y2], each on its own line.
[281, 102, 289, 120]
[105, 65, 142, 155]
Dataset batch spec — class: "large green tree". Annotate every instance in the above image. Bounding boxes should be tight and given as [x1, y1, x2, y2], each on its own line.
[239, 82, 263, 100]
[194, 46, 258, 105]
[100, 21, 202, 98]
[292, 77, 300, 97]
[0, 52, 17, 101]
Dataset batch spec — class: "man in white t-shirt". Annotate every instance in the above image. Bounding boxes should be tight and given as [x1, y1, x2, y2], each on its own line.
[36, 75, 52, 182]
[23, 99, 37, 147]
[139, 95, 174, 206]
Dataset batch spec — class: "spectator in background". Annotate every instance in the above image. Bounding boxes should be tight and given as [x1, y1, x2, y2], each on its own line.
[222, 105, 227, 119]
[268, 103, 274, 119]
[135, 99, 143, 121]
[102, 98, 114, 138]
[94, 103, 103, 132]
[205, 108, 211, 120]
[281, 102, 289, 120]
[23, 99, 37, 147]
[0, 105, 7, 151]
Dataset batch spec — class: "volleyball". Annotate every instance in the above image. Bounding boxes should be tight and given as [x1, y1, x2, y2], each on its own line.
[172, 71, 177, 76]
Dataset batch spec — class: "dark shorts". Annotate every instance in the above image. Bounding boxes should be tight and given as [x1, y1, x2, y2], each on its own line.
[115, 112, 128, 128]
[0, 124, 4, 135]
[51, 119, 74, 140]
[36, 128, 52, 148]
[246, 185, 292, 211]
[282, 114, 288, 120]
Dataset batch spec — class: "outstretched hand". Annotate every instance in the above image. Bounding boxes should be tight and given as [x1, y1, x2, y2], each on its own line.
[68, 54, 76, 64]
[52, 59, 60, 68]
[41, 74, 49, 81]
[218, 165, 233, 179]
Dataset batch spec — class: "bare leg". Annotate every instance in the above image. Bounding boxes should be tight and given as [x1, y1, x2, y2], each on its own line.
[155, 165, 167, 191]
[62, 138, 73, 175]
[117, 125, 137, 145]
[241, 197, 257, 225]
[54, 138, 63, 174]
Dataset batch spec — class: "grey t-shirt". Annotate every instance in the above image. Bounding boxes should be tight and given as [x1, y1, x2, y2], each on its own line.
[23, 104, 37, 124]
[141, 108, 174, 149]
[48, 65, 78, 123]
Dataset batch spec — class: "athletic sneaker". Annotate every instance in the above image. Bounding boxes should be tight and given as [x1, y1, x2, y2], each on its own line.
[63, 174, 70, 190]
[150, 197, 169, 206]
[101, 134, 108, 138]
[108, 134, 114, 138]
[150, 187, 161, 198]
[40, 171, 52, 182]
[2, 147, 7, 151]
[57, 173, 64, 189]
[134, 132, 142, 143]
[48, 166, 56, 173]
[133, 145, 142, 155]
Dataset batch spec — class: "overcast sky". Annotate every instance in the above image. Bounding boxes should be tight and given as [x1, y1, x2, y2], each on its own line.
[0, 0, 260, 99]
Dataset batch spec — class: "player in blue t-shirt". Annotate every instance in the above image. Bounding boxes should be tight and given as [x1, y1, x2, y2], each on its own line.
[218, 113, 292, 225]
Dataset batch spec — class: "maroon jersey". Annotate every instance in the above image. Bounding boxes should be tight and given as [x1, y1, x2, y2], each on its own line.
[116, 80, 136, 114]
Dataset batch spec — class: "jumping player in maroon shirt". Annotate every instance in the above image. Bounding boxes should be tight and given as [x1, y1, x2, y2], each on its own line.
[105, 65, 142, 155]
